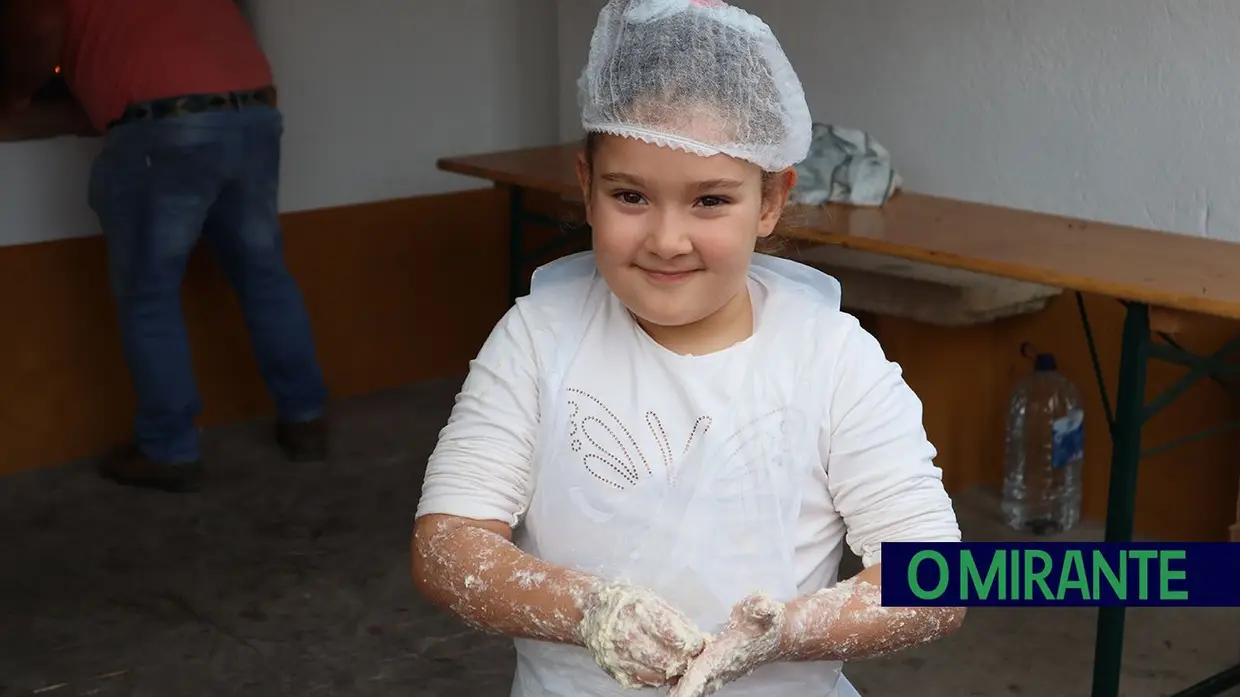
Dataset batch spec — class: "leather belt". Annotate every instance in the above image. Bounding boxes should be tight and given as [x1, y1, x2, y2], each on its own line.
[108, 85, 277, 129]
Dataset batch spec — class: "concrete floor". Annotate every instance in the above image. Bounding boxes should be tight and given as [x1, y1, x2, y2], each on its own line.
[1, 377, 1237, 697]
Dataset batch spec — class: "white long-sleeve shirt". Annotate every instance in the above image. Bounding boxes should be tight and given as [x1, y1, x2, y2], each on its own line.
[416, 269, 961, 593]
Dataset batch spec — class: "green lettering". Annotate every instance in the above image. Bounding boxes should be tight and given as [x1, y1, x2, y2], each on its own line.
[1023, 550, 1054, 600]
[1129, 550, 1158, 600]
[1092, 550, 1126, 599]
[1009, 548, 1019, 600]
[1057, 550, 1092, 600]
[909, 550, 949, 600]
[1159, 550, 1188, 601]
[961, 550, 1004, 600]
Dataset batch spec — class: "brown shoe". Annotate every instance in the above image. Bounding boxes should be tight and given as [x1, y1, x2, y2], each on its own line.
[275, 418, 328, 463]
[97, 446, 203, 493]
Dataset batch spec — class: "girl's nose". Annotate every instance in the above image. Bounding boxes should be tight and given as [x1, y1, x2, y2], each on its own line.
[644, 214, 693, 258]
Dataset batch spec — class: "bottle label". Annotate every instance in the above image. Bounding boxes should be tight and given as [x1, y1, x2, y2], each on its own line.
[1051, 409, 1085, 469]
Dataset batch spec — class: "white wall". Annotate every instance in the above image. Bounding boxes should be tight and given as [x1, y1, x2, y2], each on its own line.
[557, 0, 1240, 241]
[251, 0, 559, 212]
[0, 138, 101, 246]
[8, 1, 1237, 246]
[0, 0, 560, 247]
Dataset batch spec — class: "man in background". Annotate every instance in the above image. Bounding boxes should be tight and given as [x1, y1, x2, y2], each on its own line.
[0, 0, 330, 492]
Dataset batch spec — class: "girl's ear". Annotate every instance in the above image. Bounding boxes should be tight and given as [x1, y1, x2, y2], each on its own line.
[757, 167, 797, 238]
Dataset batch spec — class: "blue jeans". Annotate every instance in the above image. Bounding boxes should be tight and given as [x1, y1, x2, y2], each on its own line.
[88, 106, 327, 464]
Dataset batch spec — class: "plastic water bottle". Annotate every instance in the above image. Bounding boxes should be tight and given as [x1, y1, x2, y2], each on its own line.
[1001, 347, 1085, 535]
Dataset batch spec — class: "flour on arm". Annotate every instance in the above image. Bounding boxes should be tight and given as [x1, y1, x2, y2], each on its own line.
[784, 315, 965, 662]
[412, 303, 706, 687]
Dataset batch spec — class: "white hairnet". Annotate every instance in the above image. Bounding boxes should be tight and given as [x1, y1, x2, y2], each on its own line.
[578, 0, 812, 172]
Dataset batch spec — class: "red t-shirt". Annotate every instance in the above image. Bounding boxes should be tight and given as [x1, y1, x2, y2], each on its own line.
[60, 0, 274, 132]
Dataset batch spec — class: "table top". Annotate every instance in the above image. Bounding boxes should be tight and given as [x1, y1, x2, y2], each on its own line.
[439, 144, 1240, 320]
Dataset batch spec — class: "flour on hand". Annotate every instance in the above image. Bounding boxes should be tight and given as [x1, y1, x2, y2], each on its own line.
[576, 582, 710, 689]
[783, 577, 966, 661]
[668, 592, 786, 697]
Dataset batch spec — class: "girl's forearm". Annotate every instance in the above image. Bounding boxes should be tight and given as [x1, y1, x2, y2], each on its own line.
[412, 514, 601, 645]
[776, 565, 966, 662]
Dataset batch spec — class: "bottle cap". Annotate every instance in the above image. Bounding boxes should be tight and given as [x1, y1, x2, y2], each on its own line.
[1034, 353, 1058, 371]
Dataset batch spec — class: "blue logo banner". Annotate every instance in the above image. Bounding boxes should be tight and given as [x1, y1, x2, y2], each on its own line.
[879, 542, 1240, 607]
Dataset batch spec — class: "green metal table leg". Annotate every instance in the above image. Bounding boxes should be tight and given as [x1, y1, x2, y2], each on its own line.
[1090, 302, 1151, 697]
[1169, 663, 1240, 697]
[504, 186, 593, 305]
[507, 185, 526, 306]
[1077, 296, 1240, 697]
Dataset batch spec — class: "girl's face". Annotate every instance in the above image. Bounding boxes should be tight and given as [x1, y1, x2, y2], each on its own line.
[577, 135, 795, 337]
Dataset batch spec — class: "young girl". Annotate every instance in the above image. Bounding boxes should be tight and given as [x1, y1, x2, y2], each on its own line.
[413, 1, 965, 695]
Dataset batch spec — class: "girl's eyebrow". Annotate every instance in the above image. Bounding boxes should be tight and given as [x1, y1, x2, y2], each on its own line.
[599, 172, 745, 191]
[599, 172, 646, 187]
[691, 178, 745, 191]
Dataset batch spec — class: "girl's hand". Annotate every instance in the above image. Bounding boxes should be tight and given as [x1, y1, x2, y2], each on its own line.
[576, 582, 709, 688]
[668, 593, 786, 697]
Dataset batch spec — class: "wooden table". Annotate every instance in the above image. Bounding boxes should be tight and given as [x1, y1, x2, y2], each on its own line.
[438, 143, 1240, 697]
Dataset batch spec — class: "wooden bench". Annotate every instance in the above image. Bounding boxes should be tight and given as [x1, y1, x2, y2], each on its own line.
[438, 143, 1240, 697]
